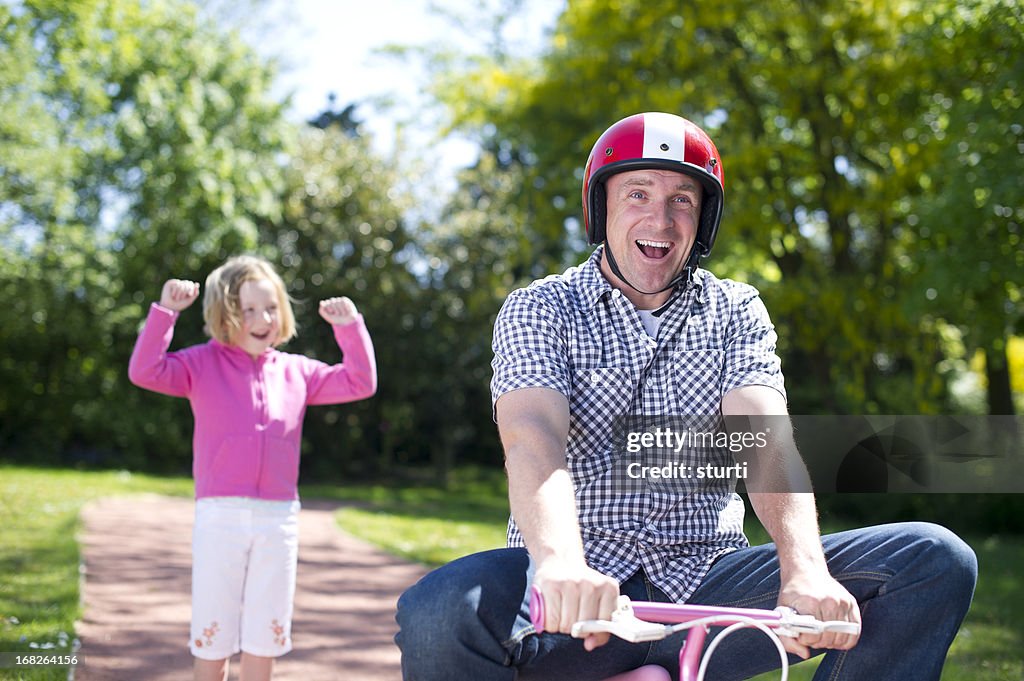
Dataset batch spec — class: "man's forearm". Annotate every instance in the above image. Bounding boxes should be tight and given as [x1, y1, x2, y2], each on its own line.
[506, 448, 586, 564]
[748, 492, 828, 577]
[746, 423, 829, 577]
[722, 386, 828, 576]
[497, 388, 587, 566]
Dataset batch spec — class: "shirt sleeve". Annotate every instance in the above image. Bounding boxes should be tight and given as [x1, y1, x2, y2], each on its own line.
[127, 303, 195, 398]
[719, 283, 787, 401]
[304, 314, 378, 405]
[490, 287, 571, 415]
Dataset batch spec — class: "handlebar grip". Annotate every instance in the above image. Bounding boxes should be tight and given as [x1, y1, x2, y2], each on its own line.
[826, 621, 862, 635]
[529, 585, 546, 633]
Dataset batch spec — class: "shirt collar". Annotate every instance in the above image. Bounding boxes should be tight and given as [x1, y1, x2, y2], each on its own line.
[576, 247, 614, 311]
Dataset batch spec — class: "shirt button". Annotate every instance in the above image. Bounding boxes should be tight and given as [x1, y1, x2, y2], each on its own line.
[590, 372, 599, 384]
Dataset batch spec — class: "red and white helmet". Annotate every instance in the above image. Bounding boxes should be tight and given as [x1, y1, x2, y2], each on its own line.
[582, 112, 725, 260]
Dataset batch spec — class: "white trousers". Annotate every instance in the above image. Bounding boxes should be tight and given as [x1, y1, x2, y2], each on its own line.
[190, 497, 300, 659]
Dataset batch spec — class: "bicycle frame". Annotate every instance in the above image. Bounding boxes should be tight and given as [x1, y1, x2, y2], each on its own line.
[529, 587, 860, 681]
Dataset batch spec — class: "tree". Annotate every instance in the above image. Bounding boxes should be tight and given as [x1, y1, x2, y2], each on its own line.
[0, 0, 288, 468]
[910, 0, 1023, 414]
[105, 0, 289, 468]
[416, 147, 539, 478]
[0, 0, 145, 460]
[0, 3, 80, 458]
[427, 0, 1020, 414]
[266, 123, 425, 478]
[1, 0, 511, 478]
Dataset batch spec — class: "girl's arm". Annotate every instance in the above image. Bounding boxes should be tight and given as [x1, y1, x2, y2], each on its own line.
[305, 298, 377, 404]
[127, 280, 200, 397]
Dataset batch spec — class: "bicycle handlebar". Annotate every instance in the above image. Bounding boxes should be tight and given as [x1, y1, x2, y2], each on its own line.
[529, 586, 860, 641]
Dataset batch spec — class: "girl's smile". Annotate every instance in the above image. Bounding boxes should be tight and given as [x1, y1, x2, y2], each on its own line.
[234, 278, 281, 358]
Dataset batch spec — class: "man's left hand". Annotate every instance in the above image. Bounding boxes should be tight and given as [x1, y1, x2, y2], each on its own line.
[778, 571, 861, 658]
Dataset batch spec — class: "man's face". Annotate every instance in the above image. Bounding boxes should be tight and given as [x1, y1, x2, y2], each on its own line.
[600, 168, 702, 308]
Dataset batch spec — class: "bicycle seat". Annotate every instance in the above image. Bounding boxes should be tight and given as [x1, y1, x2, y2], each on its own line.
[602, 665, 672, 681]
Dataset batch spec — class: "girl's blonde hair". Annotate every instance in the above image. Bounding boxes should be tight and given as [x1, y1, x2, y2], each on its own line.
[202, 255, 297, 346]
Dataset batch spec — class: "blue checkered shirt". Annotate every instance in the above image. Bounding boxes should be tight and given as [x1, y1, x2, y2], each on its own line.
[490, 247, 786, 603]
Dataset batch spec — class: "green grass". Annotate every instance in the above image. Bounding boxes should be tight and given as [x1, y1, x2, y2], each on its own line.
[1, 464, 1021, 680]
[0, 465, 194, 680]
[326, 468, 511, 566]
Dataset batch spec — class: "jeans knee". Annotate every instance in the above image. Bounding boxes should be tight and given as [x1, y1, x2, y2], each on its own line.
[395, 569, 467, 654]
[395, 548, 531, 660]
[901, 521, 978, 603]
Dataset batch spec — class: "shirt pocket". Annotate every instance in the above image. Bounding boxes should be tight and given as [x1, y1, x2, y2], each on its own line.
[568, 367, 636, 481]
[571, 366, 637, 418]
[669, 349, 726, 413]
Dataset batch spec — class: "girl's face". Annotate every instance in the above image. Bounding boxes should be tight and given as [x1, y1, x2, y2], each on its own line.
[233, 277, 281, 358]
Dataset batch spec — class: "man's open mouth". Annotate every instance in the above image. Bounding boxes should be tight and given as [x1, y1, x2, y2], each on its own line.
[636, 239, 672, 259]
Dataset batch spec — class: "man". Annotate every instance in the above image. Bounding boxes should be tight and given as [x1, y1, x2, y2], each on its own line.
[395, 112, 976, 680]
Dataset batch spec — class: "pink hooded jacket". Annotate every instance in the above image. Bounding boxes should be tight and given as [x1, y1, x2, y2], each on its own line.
[128, 303, 377, 500]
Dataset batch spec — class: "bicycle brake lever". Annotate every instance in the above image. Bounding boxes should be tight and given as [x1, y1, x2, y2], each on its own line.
[571, 616, 671, 643]
[773, 607, 861, 638]
[571, 596, 672, 643]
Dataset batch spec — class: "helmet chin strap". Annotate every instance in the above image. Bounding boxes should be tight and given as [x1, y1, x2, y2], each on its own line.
[602, 241, 695, 297]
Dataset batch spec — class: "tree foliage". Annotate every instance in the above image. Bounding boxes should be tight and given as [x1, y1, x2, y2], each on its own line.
[0, 0, 291, 468]
[0, 0, 510, 477]
[428, 0, 1022, 415]
[267, 124, 429, 479]
[909, 0, 1024, 414]
[2, 0, 1020, 484]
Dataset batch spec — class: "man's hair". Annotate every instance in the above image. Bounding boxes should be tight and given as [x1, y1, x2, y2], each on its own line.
[202, 255, 297, 346]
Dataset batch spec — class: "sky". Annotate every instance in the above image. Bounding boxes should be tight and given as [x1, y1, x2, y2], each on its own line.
[248, 0, 564, 180]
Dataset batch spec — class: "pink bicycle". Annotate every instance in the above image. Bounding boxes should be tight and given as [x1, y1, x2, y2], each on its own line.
[530, 587, 860, 681]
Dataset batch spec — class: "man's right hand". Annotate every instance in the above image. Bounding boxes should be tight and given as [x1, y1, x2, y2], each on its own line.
[532, 558, 620, 650]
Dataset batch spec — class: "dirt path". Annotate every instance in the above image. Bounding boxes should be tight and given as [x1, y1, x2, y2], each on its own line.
[76, 495, 427, 680]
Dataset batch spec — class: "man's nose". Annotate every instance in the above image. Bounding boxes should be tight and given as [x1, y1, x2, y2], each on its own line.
[652, 201, 676, 230]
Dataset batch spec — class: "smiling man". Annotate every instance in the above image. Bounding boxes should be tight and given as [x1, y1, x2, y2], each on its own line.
[395, 112, 977, 681]
[600, 169, 702, 308]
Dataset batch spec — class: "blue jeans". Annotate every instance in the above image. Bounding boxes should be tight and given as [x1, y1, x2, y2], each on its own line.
[395, 522, 976, 680]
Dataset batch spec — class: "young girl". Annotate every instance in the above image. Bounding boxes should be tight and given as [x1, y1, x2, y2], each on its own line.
[128, 255, 376, 681]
